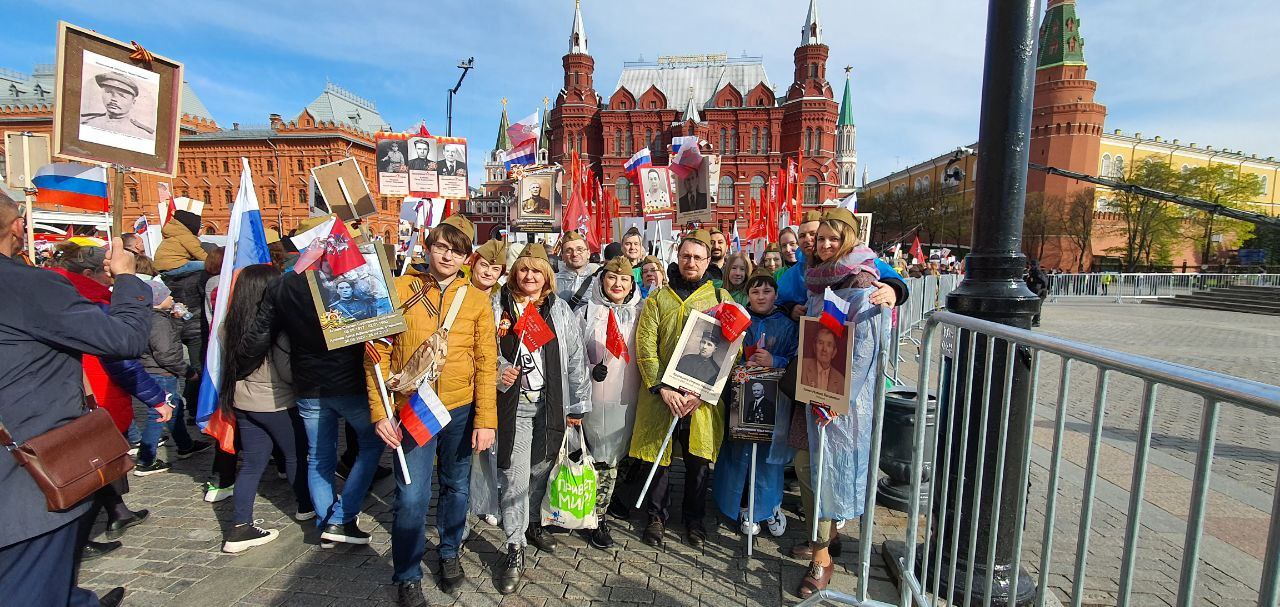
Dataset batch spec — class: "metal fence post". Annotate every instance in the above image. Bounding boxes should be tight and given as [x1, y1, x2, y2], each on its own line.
[927, 0, 1043, 604]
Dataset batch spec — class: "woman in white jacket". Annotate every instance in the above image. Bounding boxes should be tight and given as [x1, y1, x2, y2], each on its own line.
[575, 256, 642, 550]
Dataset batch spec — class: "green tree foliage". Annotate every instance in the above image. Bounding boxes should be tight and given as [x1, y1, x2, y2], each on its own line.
[1180, 164, 1263, 263]
[1107, 158, 1188, 271]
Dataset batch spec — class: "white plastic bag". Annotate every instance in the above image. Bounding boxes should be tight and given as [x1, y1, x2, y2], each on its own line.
[539, 428, 599, 530]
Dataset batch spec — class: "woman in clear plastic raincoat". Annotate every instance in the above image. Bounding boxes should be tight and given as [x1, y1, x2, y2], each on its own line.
[794, 208, 893, 599]
[575, 257, 643, 550]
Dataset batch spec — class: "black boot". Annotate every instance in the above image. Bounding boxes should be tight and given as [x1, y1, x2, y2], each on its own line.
[497, 544, 525, 595]
[589, 519, 614, 550]
[525, 525, 558, 553]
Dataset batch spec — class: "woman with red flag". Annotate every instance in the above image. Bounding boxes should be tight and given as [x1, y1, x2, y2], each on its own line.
[215, 263, 312, 553]
[491, 243, 590, 595]
[574, 256, 642, 550]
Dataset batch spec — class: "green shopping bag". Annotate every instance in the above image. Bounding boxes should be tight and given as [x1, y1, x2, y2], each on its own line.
[539, 427, 599, 530]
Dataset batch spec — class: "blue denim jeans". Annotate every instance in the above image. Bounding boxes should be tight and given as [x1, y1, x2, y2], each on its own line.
[161, 260, 205, 278]
[296, 395, 384, 528]
[391, 403, 474, 583]
[137, 374, 193, 466]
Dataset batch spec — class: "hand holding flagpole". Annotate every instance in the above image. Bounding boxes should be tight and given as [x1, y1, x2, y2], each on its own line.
[366, 343, 411, 485]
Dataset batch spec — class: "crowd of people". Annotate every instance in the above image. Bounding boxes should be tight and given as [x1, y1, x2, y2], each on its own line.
[0, 188, 913, 607]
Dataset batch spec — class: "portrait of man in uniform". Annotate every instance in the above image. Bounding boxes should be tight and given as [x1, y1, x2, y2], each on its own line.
[521, 181, 551, 217]
[796, 317, 854, 411]
[407, 138, 435, 171]
[676, 329, 722, 386]
[77, 50, 161, 155]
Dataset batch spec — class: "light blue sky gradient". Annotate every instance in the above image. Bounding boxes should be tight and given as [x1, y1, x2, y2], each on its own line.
[6, 1, 1278, 186]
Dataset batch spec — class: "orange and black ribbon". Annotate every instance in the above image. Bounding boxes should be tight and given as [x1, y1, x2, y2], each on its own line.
[128, 41, 154, 66]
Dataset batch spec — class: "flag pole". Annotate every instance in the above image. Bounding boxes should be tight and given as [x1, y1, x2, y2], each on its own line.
[811, 408, 827, 543]
[20, 133, 36, 263]
[746, 442, 757, 558]
[634, 416, 679, 509]
[370, 356, 412, 485]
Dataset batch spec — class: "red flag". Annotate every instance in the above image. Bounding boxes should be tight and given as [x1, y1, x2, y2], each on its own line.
[605, 308, 630, 362]
[203, 406, 237, 454]
[910, 235, 924, 265]
[709, 302, 752, 342]
[296, 217, 366, 276]
[158, 183, 177, 225]
[513, 303, 555, 352]
[417, 122, 432, 138]
[743, 332, 766, 360]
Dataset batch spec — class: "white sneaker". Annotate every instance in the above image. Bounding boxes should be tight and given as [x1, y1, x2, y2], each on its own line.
[483, 514, 499, 526]
[766, 507, 788, 537]
[738, 508, 760, 536]
[835, 519, 847, 530]
[203, 483, 234, 503]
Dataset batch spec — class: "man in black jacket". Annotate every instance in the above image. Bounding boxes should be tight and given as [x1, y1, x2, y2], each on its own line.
[0, 194, 145, 607]
[240, 260, 385, 547]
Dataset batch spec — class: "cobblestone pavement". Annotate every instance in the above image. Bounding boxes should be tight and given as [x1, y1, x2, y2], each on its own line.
[81, 303, 1276, 606]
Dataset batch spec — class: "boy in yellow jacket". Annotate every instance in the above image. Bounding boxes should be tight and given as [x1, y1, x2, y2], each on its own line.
[364, 215, 498, 604]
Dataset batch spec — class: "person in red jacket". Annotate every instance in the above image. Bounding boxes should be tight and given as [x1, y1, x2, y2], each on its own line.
[47, 242, 172, 556]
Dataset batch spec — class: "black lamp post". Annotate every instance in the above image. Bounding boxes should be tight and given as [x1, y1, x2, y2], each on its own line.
[928, 0, 1043, 604]
[446, 57, 475, 137]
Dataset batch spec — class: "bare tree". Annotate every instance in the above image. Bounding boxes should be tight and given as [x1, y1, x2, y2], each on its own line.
[1060, 189, 1096, 272]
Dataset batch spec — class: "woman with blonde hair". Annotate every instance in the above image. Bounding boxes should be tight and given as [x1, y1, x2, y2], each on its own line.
[722, 252, 753, 306]
[793, 208, 895, 597]
[491, 243, 591, 594]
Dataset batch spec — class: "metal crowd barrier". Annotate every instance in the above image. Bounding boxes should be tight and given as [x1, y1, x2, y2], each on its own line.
[890, 274, 962, 383]
[801, 308, 1280, 606]
[1047, 273, 1280, 302]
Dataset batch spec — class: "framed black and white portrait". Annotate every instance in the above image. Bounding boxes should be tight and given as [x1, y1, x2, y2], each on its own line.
[661, 310, 747, 403]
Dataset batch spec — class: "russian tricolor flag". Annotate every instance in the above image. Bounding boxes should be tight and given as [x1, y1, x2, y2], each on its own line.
[820, 287, 851, 338]
[401, 381, 452, 447]
[503, 139, 537, 170]
[33, 163, 109, 212]
[197, 159, 271, 453]
[623, 147, 653, 180]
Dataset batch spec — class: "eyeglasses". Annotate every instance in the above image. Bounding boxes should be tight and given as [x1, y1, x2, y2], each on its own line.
[430, 242, 466, 258]
[679, 254, 707, 264]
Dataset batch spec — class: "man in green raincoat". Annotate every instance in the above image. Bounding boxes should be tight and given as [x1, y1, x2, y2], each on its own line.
[629, 229, 732, 549]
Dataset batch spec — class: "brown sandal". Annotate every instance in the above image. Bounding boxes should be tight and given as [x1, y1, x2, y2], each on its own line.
[798, 560, 834, 598]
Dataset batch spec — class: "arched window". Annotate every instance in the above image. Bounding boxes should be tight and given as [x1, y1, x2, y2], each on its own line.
[749, 175, 766, 200]
[298, 188, 306, 204]
[578, 133, 584, 153]
[615, 129, 622, 155]
[1112, 155, 1125, 179]
[1101, 154, 1112, 178]
[626, 132, 634, 155]
[718, 176, 735, 206]
[809, 63, 818, 79]
[616, 177, 630, 206]
[1181, 164, 1191, 174]
[203, 189, 211, 203]
[803, 176, 819, 205]
[730, 129, 738, 154]
[224, 189, 233, 206]
[763, 127, 771, 153]
[921, 175, 930, 192]
[751, 128, 759, 154]
[1261, 175, 1269, 194]
[129, 187, 138, 203]
[720, 128, 727, 154]
[645, 129, 652, 150]
[815, 127, 824, 153]
[267, 189, 277, 205]
[805, 128, 813, 155]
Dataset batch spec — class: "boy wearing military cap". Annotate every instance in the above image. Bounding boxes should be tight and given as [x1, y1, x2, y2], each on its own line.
[365, 212, 497, 602]
[629, 228, 732, 549]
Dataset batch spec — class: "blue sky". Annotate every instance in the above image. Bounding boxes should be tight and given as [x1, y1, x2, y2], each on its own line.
[7, 1, 1279, 186]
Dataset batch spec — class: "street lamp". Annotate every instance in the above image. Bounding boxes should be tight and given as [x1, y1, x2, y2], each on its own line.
[446, 57, 475, 137]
